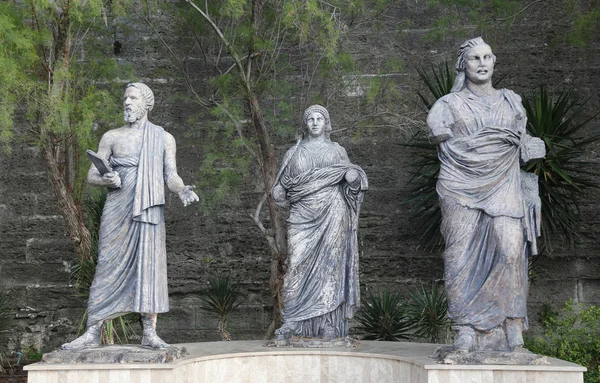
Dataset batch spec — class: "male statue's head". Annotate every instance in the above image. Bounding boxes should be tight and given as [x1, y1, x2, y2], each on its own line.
[124, 83, 155, 123]
[302, 105, 331, 139]
[451, 37, 496, 93]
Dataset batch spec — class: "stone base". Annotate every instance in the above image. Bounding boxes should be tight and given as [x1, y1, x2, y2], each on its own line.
[26, 340, 585, 383]
[265, 336, 358, 348]
[432, 346, 550, 365]
[41, 345, 188, 364]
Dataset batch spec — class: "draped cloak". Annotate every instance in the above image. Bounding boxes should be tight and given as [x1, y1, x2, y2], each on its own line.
[87, 122, 168, 326]
[275, 142, 368, 338]
[428, 89, 541, 331]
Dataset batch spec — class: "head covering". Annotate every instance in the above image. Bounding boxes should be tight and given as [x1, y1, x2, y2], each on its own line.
[126, 83, 155, 112]
[303, 105, 330, 125]
[450, 37, 495, 93]
[302, 105, 332, 138]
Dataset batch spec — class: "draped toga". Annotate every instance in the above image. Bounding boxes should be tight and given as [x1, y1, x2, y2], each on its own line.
[276, 142, 368, 338]
[87, 122, 168, 325]
[428, 89, 541, 331]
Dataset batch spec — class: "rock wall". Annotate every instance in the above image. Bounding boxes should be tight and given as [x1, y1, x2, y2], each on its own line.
[1, 0, 600, 352]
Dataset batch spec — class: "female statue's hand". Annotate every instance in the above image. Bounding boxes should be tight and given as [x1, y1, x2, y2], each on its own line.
[345, 169, 360, 189]
[179, 185, 199, 207]
[102, 172, 121, 189]
[272, 184, 287, 203]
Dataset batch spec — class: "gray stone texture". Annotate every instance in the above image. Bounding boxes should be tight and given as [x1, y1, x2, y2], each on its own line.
[2, 0, 600, 352]
[41, 345, 188, 364]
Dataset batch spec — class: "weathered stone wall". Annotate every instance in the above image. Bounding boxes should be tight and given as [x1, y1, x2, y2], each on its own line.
[1, 0, 599, 352]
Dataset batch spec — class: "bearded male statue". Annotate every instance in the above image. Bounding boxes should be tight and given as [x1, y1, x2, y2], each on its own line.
[62, 83, 198, 350]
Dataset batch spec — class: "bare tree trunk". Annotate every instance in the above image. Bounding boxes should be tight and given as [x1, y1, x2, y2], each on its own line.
[247, 94, 287, 337]
[36, 3, 92, 263]
[218, 319, 232, 341]
[41, 140, 92, 262]
[184, 0, 288, 337]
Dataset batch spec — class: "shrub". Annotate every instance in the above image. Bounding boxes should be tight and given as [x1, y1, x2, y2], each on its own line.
[525, 300, 600, 383]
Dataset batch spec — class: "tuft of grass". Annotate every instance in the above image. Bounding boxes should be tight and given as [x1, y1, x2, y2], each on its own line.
[199, 276, 245, 341]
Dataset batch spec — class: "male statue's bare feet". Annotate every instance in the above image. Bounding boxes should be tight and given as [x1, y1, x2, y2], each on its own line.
[141, 315, 170, 349]
[453, 326, 475, 353]
[61, 323, 101, 350]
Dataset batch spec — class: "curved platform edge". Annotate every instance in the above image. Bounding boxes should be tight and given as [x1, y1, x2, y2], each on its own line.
[26, 340, 585, 383]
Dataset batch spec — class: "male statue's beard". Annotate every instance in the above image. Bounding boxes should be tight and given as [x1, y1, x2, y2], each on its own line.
[124, 106, 145, 123]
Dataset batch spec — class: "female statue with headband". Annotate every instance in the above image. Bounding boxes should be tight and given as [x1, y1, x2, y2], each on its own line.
[271, 105, 368, 341]
[427, 37, 545, 353]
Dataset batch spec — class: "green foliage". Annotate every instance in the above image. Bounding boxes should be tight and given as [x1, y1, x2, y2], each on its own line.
[402, 62, 455, 249]
[402, 137, 443, 249]
[101, 315, 139, 345]
[164, 0, 365, 210]
[416, 62, 455, 111]
[199, 276, 245, 341]
[423, 0, 600, 49]
[526, 301, 600, 383]
[21, 347, 44, 364]
[522, 87, 600, 248]
[0, 0, 129, 197]
[405, 283, 450, 343]
[423, 0, 533, 43]
[562, 1, 600, 47]
[0, 294, 14, 373]
[71, 190, 107, 296]
[355, 290, 411, 341]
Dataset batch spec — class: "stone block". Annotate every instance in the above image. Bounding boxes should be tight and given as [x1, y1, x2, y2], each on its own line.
[578, 278, 600, 304]
[159, 307, 195, 331]
[226, 305, 266, 331]
[25, 238, 74, 262]
[25, 285, 86, 311]
[0, 262, 70, 286]
[528, 279, 577, 304]
[159, 328, 221, 344]
[533, 256, 600, 280]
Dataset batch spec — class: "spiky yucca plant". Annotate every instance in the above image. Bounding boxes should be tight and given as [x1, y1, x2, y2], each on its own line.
[522, 87, 600, 249]
[403, 62, 457, 249]
[405, 283, 450, 343]
[354, 290, 410, 341]
[199, 276, 245, 341]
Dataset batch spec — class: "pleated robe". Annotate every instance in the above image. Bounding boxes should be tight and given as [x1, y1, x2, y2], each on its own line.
[428, 89, 540, 332]
[87, 122, 168, 326]
[277, 143, 368, 338]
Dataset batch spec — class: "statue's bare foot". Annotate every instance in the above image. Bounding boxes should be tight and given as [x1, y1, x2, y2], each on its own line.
[274, 322, 297, 340]
[322, 325, 336, 340]
[61, 325, 101, 350]
[453, 326, 475, 352]
[141, 329, 170, 349]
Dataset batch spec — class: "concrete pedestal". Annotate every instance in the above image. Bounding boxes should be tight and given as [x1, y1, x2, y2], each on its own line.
[25, 340, 585, 383]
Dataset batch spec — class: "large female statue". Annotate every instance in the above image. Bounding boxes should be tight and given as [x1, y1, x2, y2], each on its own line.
[427, 38, 545, 352]
[272, 105, 368, 340]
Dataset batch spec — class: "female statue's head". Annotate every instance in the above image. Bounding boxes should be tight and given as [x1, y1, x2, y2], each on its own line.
[451, 37, 496, 93]
[302, 105, 332, 139]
